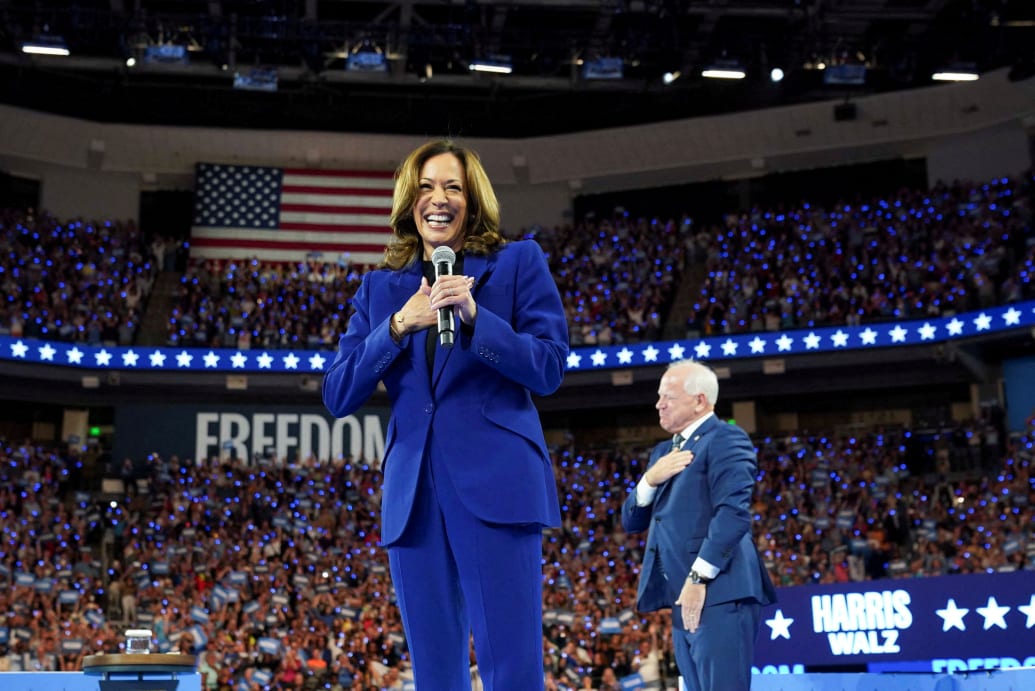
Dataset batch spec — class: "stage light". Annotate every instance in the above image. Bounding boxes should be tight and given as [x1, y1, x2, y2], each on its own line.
[21, 35, 70, 56]
[932, 65, 979, 82]
[702, 66, 746, 80]
[662, 70, 681, 85]
[770, 68, 784, 83]
[469, 57, 513, 74]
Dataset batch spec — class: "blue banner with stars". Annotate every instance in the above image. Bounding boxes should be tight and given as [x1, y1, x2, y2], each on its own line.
[755, 569, 1035, 673]
[1, 300, 1033, 374]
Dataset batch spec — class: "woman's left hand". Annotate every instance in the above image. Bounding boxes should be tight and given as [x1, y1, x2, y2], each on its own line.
[425, 274, 477, 325]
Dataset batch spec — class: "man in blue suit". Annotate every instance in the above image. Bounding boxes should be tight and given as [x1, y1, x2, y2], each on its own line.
[622, 359, 776, 691]
[323, 140, 568, 690]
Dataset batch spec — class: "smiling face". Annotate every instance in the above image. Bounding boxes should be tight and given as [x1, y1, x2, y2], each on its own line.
[412, 152, 469, 259]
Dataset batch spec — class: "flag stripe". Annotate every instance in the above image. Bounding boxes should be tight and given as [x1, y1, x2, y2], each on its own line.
[191, 162, 394, 265]
[283, 168, 395, 180]
[191, 237, 388, 253]
[280, 213, 389, 227]
[282, 184, 395, 196]
[189, 247, 384, 264]
[192, 227, 391, 246]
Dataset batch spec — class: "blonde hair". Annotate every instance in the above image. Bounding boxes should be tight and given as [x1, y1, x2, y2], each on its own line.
[382, 139, 506, 270]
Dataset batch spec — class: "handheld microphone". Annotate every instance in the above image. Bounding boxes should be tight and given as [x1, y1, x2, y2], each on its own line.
[431, 245, 456, 347]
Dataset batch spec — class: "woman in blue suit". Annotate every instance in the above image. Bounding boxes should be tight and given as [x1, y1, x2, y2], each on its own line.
[323, 139, 569, 690]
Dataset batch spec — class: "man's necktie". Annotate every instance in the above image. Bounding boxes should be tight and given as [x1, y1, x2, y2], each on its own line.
[671, 433, 685, 452]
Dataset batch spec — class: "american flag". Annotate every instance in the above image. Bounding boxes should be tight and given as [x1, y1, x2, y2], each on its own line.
[190, 163, 396, 266]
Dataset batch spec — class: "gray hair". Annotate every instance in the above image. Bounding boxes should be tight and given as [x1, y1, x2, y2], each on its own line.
[668, 359, 719, 406]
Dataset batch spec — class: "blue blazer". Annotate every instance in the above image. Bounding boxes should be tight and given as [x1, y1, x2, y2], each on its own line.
[622, 415, 777, 618]
[323, 240, 569, 546]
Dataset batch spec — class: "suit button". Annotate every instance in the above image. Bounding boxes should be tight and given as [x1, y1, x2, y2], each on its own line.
[424, 404, 434, 414]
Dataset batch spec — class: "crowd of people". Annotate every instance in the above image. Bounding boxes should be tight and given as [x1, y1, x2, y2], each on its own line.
[686, 175, 1034, 335]
[0, 208, 158, 345]
[0, 413, 1031, 688]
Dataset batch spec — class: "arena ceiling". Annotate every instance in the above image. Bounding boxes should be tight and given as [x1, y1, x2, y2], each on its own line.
[1, 0, 1033, 137]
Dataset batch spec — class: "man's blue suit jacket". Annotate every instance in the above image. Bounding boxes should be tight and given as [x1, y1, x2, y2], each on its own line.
[622, 415, 777, 618]
[323, 240, 569, 546]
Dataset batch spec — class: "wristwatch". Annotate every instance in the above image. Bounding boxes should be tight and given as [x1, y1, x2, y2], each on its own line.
[687, 569, 712, 586]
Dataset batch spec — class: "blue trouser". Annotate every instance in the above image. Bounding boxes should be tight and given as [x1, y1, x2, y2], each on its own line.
[673, 598, 762, 691]
[388, 435, 545, 691]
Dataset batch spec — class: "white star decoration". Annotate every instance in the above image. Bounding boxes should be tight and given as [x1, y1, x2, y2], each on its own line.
[642, 345, 659, 362]
[67, 347, 83, 364]
[308, 353, 326, 370]
[749, 337, 766, 354]
[38, 343, 56, 361]
[149, 350, 166, 367]
[283, 353, 300, 369]
[122, 350, 139, 367]
[831, 330, 848, 347]
[765, 609, 794, 640]
[693, 341, 711, 358]
[803, 332, 821, 349]
[946, 318, 964, 335]
[860, 328, 878, 345]
[95, 350, 112, 367]
[590, 350, 607, 367]
[256, 352, 272, 369]
[667, 343, 686, 360]
[617, 347, 634, 364]
[976, 596, 1010, 630]
[11, 340, 28, 358]
[889, 325, 908, 342]
[1018, 594, 1035, 629]
[935, 598, 969, 632]
[776, 334, 793, 352]
[918, 322, 937, 340]
[231, 352, 248, 368]
[973, 313, 992, 331]
[720, 339, 738, 356]
[1003, 307, 1021, 326]
[566, 352, 582, 369]
[204, 351, 221, 368]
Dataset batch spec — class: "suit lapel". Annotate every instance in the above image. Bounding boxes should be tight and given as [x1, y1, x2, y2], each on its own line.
[653, 416, 718, 505]
[431, 252, 490, 387]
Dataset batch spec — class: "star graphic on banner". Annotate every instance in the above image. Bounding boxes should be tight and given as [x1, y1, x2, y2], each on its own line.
[935, 598, 969, 632]
[776, 334, 793, 352]
[1002, 307, 1021, 326]
[283, 353, 300, 369]
[642, 345, 659, 362]
[973, 313, 992, 331]
[38, 343, 56, 361]
[10, 340, 28, 358]
[831, 330, 849, 348]
[617, 347, 634, 364]
[67, 347, 84, 364]
[566, 352, 582, 369]
[95, 350, 112, 367]
[257, 352, 274, 369]
[976, 596, 1010, 630]
[889, 325, 908, 342]
[149, 350, 167, 367]
[749, 336, 766, 354]
[203, 351, 221, 368]
[946, 318, 964, 336]
[308, 353, 326, 370]
[231, 352, 248, 368]
[918, 322, 937, 340]
[860, 328, 878, 345]
[668, 343, 686, 360]
[590, 350, 607, 367]
[122, 350, 139, 367]
[1018, 595, 1035, 629]
[803, 332, 821, 349]
[694, 341, 711, 359]
[176, 351, 193, 368]
[765, 609, 794, 640]
[720, 339, 738, 356]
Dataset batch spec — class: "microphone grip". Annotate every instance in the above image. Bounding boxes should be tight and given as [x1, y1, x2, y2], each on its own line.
[435, 259, 455, 348]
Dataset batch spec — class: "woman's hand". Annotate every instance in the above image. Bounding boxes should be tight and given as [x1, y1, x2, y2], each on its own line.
[424, 274, 477, 325]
